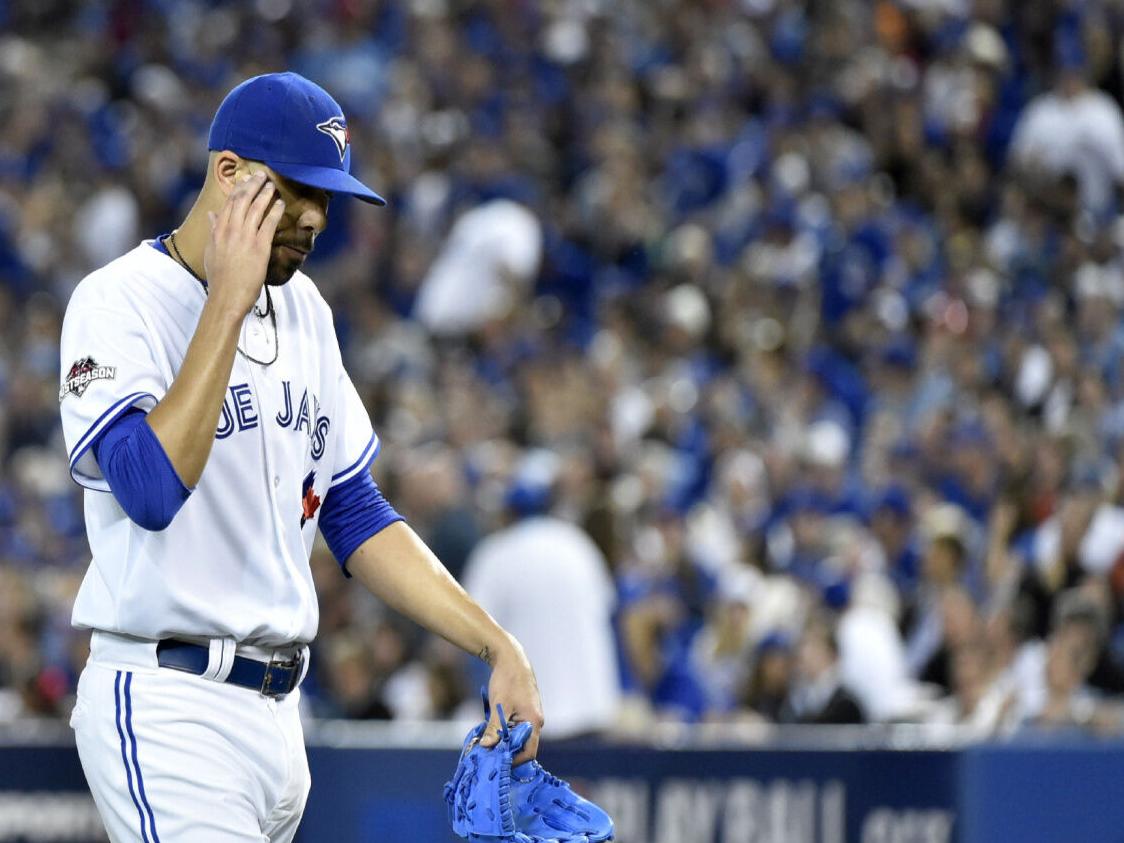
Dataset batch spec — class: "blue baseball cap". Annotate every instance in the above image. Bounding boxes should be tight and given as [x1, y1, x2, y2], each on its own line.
[208, 72, 386, 206]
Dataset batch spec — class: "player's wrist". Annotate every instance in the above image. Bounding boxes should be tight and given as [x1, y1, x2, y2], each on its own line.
[481, 631, 526, 669]
[201, 290, 253, 324]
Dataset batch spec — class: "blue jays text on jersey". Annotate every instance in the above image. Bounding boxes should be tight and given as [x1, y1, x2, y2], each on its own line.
[217, 380, 332, 464]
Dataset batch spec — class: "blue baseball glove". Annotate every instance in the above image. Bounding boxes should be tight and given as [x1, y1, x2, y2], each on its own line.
[444, 696, 613, 843]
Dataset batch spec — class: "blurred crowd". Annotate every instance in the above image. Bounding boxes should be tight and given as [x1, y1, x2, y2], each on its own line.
[3, 0, 1124, 741]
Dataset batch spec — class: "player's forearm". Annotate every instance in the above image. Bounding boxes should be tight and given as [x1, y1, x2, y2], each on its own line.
[146, 300, 244, 487]
[347, 521, 518, 664]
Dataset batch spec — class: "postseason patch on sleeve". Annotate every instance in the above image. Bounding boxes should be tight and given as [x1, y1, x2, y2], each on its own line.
[60, 356, 117, 401]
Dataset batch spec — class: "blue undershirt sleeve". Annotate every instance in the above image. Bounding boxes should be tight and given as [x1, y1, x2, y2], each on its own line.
[319, 470, 405, 576]
[91, 407, 192, 531]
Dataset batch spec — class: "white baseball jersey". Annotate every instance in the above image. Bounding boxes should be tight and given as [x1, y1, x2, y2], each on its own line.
[59, 239, 379, 647]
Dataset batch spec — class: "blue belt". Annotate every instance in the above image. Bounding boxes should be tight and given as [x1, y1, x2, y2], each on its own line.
[155, 640, 304, 699]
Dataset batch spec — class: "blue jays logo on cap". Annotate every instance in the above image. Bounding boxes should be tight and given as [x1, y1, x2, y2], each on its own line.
[316, 117, 349, 162]
[207, 72, 385, 206]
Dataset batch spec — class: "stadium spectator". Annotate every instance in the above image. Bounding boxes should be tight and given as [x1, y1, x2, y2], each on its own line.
[838, 573, 923, 721]
[617, 507, 719, 722]
[984, 601, 1047, 728]
[463, 451, 621, 738]
[780, 614, 865, 725]
[904, 507, 973, 686]
[0, 0, 1123, 739]
[1023, 619, 1101, 730]
[413, 199, 543, 337]
[739, 633, 794, 725]
[1009, 40, 1124, 219]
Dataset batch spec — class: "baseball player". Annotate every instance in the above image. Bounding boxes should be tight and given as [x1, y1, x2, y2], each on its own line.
[59, 72, 543, 842]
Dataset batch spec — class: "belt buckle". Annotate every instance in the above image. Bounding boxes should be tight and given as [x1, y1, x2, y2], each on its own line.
[260, 649, 302, 699]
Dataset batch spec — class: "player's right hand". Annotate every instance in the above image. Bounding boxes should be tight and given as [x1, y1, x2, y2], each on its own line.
[203, 170, 286, 316]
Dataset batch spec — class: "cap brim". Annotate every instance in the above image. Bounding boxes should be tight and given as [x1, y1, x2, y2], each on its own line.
[266, 161, 387, 206]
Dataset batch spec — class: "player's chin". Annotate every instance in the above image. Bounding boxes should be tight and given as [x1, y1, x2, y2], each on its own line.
[265, 248, 307, 286]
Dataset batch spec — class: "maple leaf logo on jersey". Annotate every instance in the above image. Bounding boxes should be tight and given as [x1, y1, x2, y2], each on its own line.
[316, 116, 349, 162]
[301, 470, 321, 527]
[59, 356, 116, 401]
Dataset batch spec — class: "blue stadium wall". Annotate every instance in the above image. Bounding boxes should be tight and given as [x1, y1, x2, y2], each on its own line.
[0, 735, 1121, 841]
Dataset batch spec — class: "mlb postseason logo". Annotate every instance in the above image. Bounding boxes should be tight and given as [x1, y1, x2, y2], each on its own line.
[60, 356, 116, 400]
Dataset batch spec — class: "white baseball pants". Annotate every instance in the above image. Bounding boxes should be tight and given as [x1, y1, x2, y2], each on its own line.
[71, 631, 311, 842]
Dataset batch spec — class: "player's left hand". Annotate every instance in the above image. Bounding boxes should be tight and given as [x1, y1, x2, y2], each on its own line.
[480, 636, 543, 764]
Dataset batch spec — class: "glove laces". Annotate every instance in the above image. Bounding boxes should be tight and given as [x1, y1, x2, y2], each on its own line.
[535, 764, 567, 789]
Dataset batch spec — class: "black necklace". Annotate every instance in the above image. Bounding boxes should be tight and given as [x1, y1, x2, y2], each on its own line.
[167, 230, 279, 367]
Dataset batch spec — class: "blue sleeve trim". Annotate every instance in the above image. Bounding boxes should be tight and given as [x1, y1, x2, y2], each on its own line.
[92, 408, 191, 531]
[319, 469, 404, 576]
[330, 432, 381, 486]
[68, 391, 157, 491]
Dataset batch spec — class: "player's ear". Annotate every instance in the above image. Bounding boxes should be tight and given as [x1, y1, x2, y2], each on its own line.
[211, 151, 250, 196]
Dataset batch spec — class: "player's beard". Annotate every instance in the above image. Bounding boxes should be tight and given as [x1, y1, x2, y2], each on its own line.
[264, 241, 312, 286]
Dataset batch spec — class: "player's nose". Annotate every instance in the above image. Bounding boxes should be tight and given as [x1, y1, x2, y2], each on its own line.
[294, 198, 328, 239]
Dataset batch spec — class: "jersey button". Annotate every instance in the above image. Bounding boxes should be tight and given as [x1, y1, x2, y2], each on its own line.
[273, 475, 280, 487]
